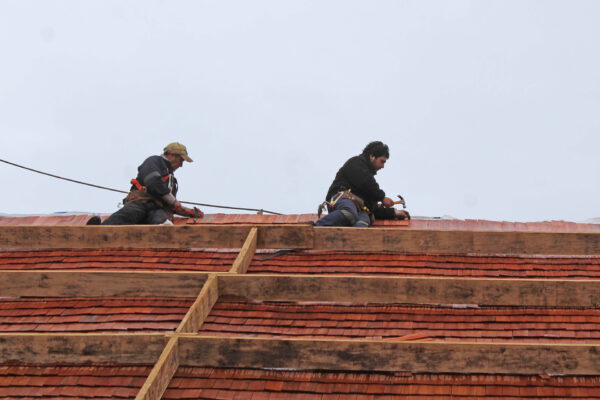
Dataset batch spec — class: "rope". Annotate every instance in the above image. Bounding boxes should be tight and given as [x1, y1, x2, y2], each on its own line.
[0, 158, 282, 215]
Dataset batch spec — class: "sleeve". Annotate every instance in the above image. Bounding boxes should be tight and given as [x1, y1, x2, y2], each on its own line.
[138, 157, 172, 197]
[344, 158, 386, 201]
[373, 206, 396, 220]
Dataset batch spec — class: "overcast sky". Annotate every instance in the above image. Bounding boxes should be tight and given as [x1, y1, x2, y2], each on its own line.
[1, 0, 598, 222]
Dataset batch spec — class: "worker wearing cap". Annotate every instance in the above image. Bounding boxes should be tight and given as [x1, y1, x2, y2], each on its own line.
[90, 142, 203, 225]
[315, 141, 410, 227]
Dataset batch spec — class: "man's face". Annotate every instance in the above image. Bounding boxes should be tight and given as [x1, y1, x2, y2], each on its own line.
[165, 153, 184, 171]
[370, 155, 387, 171]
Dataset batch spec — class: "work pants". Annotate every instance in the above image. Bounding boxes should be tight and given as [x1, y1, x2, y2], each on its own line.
[102, 201, 172, 225]
[315, 198, 371, 227]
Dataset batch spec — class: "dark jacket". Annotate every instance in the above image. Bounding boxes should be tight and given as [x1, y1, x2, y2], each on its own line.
[133, 155, 178, 199]
[325, 155, 385, 211]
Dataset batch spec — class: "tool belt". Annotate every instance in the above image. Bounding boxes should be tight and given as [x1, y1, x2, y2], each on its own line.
[334, 190, 367, 213]
[318, 189, 369, 218]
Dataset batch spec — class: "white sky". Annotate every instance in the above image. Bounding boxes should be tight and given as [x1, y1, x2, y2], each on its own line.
[0, 0, 598, 222]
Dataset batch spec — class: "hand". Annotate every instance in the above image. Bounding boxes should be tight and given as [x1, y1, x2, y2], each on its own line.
[394, 209, 411, 220]
[382, 197, 395, 208]
[192, 207, 204, 219]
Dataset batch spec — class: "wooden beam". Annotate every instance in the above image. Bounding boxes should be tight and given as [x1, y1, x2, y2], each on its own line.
[2, 225, 599, 255]
[314, 227, 600, 255]
[177, 336, 600, 375]
[0, 271, 208, 297]
[218, 274, 600, 307]
[256, 225, 313, 249]
[0, 333, 166, 364]
[135, 337, 179, 400]
[176, 274, 219, 333]
[0, 225, 312, 250]
[229, 227, 258, 274]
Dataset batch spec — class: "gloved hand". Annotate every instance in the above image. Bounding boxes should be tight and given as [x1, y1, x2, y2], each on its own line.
[394, 209, 411, 220]
[172, 201, 204, 218]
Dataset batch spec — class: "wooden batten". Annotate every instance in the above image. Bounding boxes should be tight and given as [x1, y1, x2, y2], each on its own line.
[135, 337, 180, 400]
[1, 225, 598, 255]
[0, 333, 166, 364]
[176, 274, 219, 333]
[229, 227, 258, 274]
[218, 274, 600, 307]
[0, 271, 208, 298]
[177, 336, 600, 375]
[314, 227, 600, 255]
[0, 225, 254, 249]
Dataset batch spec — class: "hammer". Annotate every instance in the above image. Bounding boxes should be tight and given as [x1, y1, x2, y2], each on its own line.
[393, 195, 406, 209]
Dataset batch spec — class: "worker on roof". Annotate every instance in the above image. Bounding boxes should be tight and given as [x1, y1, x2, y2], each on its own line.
[87, 142, 202, 225]
[315, 141, 410, 227]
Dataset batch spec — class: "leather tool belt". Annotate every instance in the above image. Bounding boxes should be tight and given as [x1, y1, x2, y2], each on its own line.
[331, 190, 368, 213]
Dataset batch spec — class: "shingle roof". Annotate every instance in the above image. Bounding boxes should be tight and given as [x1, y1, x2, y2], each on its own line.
[0, 364, 152, 399]
[163, 367, 600, 399]
[0, 297, 193, 333]
[1, 214, 600, 399]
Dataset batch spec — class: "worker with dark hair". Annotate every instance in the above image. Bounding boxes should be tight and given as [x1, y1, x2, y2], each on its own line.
[87, 142, 202, 225]
[315, 141, 410, 227]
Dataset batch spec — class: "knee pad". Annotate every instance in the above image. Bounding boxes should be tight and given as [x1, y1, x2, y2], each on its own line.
[354, 220, 370, 227]
[340, 209, 357, 226]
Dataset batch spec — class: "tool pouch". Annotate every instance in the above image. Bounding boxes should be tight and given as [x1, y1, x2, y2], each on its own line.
[124, 189, 165, 208]
[340, 191, 366, 213]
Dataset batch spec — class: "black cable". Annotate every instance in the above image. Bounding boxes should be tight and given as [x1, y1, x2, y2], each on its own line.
[0, 158, 282, 215]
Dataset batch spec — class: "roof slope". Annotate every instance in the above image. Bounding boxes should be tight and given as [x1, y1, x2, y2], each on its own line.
[1, 216, 600, 399]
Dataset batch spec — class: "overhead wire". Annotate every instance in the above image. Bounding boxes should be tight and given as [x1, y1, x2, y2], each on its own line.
[0, 158, 282, 215]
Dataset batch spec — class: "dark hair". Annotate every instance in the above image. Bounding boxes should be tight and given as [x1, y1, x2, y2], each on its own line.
[362, 141, 390, 159]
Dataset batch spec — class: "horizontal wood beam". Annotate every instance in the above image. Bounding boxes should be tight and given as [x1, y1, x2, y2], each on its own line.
[314, 227, 600, 255]
[1, 225, 598, 255]
[177, 336, 600, 375]
[0, 225, 252, 249]
[0, 271, 208, 297]
[218, 274, 600, 307]
[0, 333, 166, 364]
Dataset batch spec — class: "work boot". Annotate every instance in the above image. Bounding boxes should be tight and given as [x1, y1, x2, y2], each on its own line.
[86, 216, 101, 225]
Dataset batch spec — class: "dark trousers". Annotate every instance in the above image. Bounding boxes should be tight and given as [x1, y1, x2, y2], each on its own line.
[315, 198, 371, 227]
[102, 201, 171, 225]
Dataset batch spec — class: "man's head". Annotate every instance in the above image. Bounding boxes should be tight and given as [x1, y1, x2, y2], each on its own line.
[362, 141, 389, 171]
[163, 142, 192, 170]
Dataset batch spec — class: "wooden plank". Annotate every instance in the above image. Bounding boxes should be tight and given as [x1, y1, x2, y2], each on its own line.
[0, 333, 166, 364]
[177, 336, 600, 375]
[2, 225, 598, 255]
[0, 225, 313, 250]
[135, 337, 179, 400]
[0, 225, 253, 249]
[315, 227, 600, 255]
[0, 271, 208, 297]
[176, 274, 219, 333]
[229, 227, 258, 274]
[218, 274, 600, 307]
[256, 225, 313, 249]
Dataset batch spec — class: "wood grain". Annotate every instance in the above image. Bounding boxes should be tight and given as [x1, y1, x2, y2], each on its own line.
[0, 271, 208, 297]
[229, 227, 258, 274]
[176, 274, 219, 333]
[218, 274, 600, 307]
[178, 336, 600, 375]
[135, 337, 179, 400]
[0, 333, 166, 364]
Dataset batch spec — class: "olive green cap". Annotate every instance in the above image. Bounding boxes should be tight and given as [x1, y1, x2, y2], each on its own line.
[163, 142, 193, 162]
